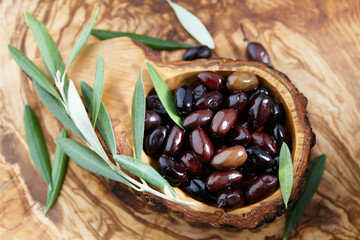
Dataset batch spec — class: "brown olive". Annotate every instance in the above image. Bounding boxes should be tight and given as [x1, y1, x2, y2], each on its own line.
[226, 72, 259, 92]
[211, 145, 247, 170]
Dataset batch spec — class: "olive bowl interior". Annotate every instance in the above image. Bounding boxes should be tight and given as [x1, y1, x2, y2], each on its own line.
[139, 59, 313, 228]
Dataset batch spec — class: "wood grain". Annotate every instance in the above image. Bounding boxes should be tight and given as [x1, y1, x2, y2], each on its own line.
[1, 0, 360, 239]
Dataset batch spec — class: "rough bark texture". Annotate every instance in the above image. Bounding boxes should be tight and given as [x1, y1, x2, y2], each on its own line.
[1, 0, 360, 239]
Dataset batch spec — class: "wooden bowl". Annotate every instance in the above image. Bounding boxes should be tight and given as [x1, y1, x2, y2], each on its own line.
[59, 37, 315, 229]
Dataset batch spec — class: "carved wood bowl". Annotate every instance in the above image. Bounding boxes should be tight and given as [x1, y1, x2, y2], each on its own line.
[60, 37, 315, 229]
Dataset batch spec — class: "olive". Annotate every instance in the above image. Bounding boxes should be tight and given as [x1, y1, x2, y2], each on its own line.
[247, 85, 271, 104]
[164, 125, 186, 156]
[192, 84, 207, 101]
[183, 110, 213, 130]
[246, 146, 275, 169]
[248, 93, 272, 130]
[269, 123, 291, 151]
[262, 156, 279, 176]
[189, 127, 214, 162]
[158, 154, 187, 186]
[197, 71, 225, 90]
[144, 126, 168, 156]
[267, 97, 285, 126]
[183, 45, 212, 61]
[251, 132, 277, 156]
[146, 95, 167, 115]
[179, 151, 207, 178]
[195, 90, 223, 111]
[144, 110, 162, 132]
[174, 83, 193, 116]
[226, 72, 259, 92]
[211, 145, 247, 170]
[183, 179, 210, 201]
[217, 189, 245, 208]
[226, 124, 251, 146]
[246, 175, 278, 203]
[210, 109, 238, 138]
[206, 170, 243, 192]
[226, 91, 247, 112]
[240, 24, 270, 64]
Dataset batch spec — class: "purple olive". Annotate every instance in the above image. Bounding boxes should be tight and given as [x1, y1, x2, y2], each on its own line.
[189, 127, 214, 162]
[164, 125, 186, 156]
[144, 126, 168, 156]
[217, 189, 245, 208]
[183, 110, 213, 130]
[196, 90, 223, 111]
[210, 109, 238, 138]
[192, 84, 207, 101]
[246, 174, 278, 203]
[206, 170, 243, 192]
[144, 110, 162, 132]
[183, 179, 210, 201]
[183, 45, 212, 61]
[158, 154, 187, 186]
[174, 83, 193, 116]
[226, 91, 247, 112]
[251, 132, 277, 156]
[248, 94, 272, 130]
[226, 124, 251, 146]
[197, 71, 225, 90]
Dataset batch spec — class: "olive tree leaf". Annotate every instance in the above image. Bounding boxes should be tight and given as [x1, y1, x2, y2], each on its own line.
[279, 142, 293, 209]
[283, 154, 326, 240]
[44, 128, 68, 214]
[81, 81, 117, 156]
[67, 80, 106, 159]
[23, 105, 52, 188]
[167, 0, 215, 49]
[33, 81, 84, 139]
[132, 70, 145, 160]
[113, 155, 177, 197]
[55, 137, 130, 186]
[8, 45, 62, 102]
[62, 9, 98, 81]
[91, 29, 196, 50]
[146, 61, 183, 129]
[24, 12, 66, 82]
[91, 52, 104, 127]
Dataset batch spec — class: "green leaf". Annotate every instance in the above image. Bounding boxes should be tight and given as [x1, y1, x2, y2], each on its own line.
[146, 61, 183, 129]
[67, 80, 106, 159]
[113, 155, 177, 197]
[283, 154, 326, 240]
[44, 128, 68, 214]
[279, 142, 293, 209]
[167, 0, 215, 49]
[81, 81, 117, 156]
[23, 105, 52, 187]
[63, 9, 98, 79]
[8, 45, 62, 102]
[132, 70, 145, 160]
[24, 12, 66, 83]
[91, 29, 196, 50]
[55, 137, 131, 186]
[33, 81, 84, 140]
[91, 52, 105, 127]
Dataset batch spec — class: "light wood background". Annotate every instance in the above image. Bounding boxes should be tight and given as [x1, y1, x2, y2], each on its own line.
[1, 0, 360, 239]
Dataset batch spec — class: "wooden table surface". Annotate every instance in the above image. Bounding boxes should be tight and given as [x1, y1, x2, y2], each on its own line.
[1, 0, 360, 239]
